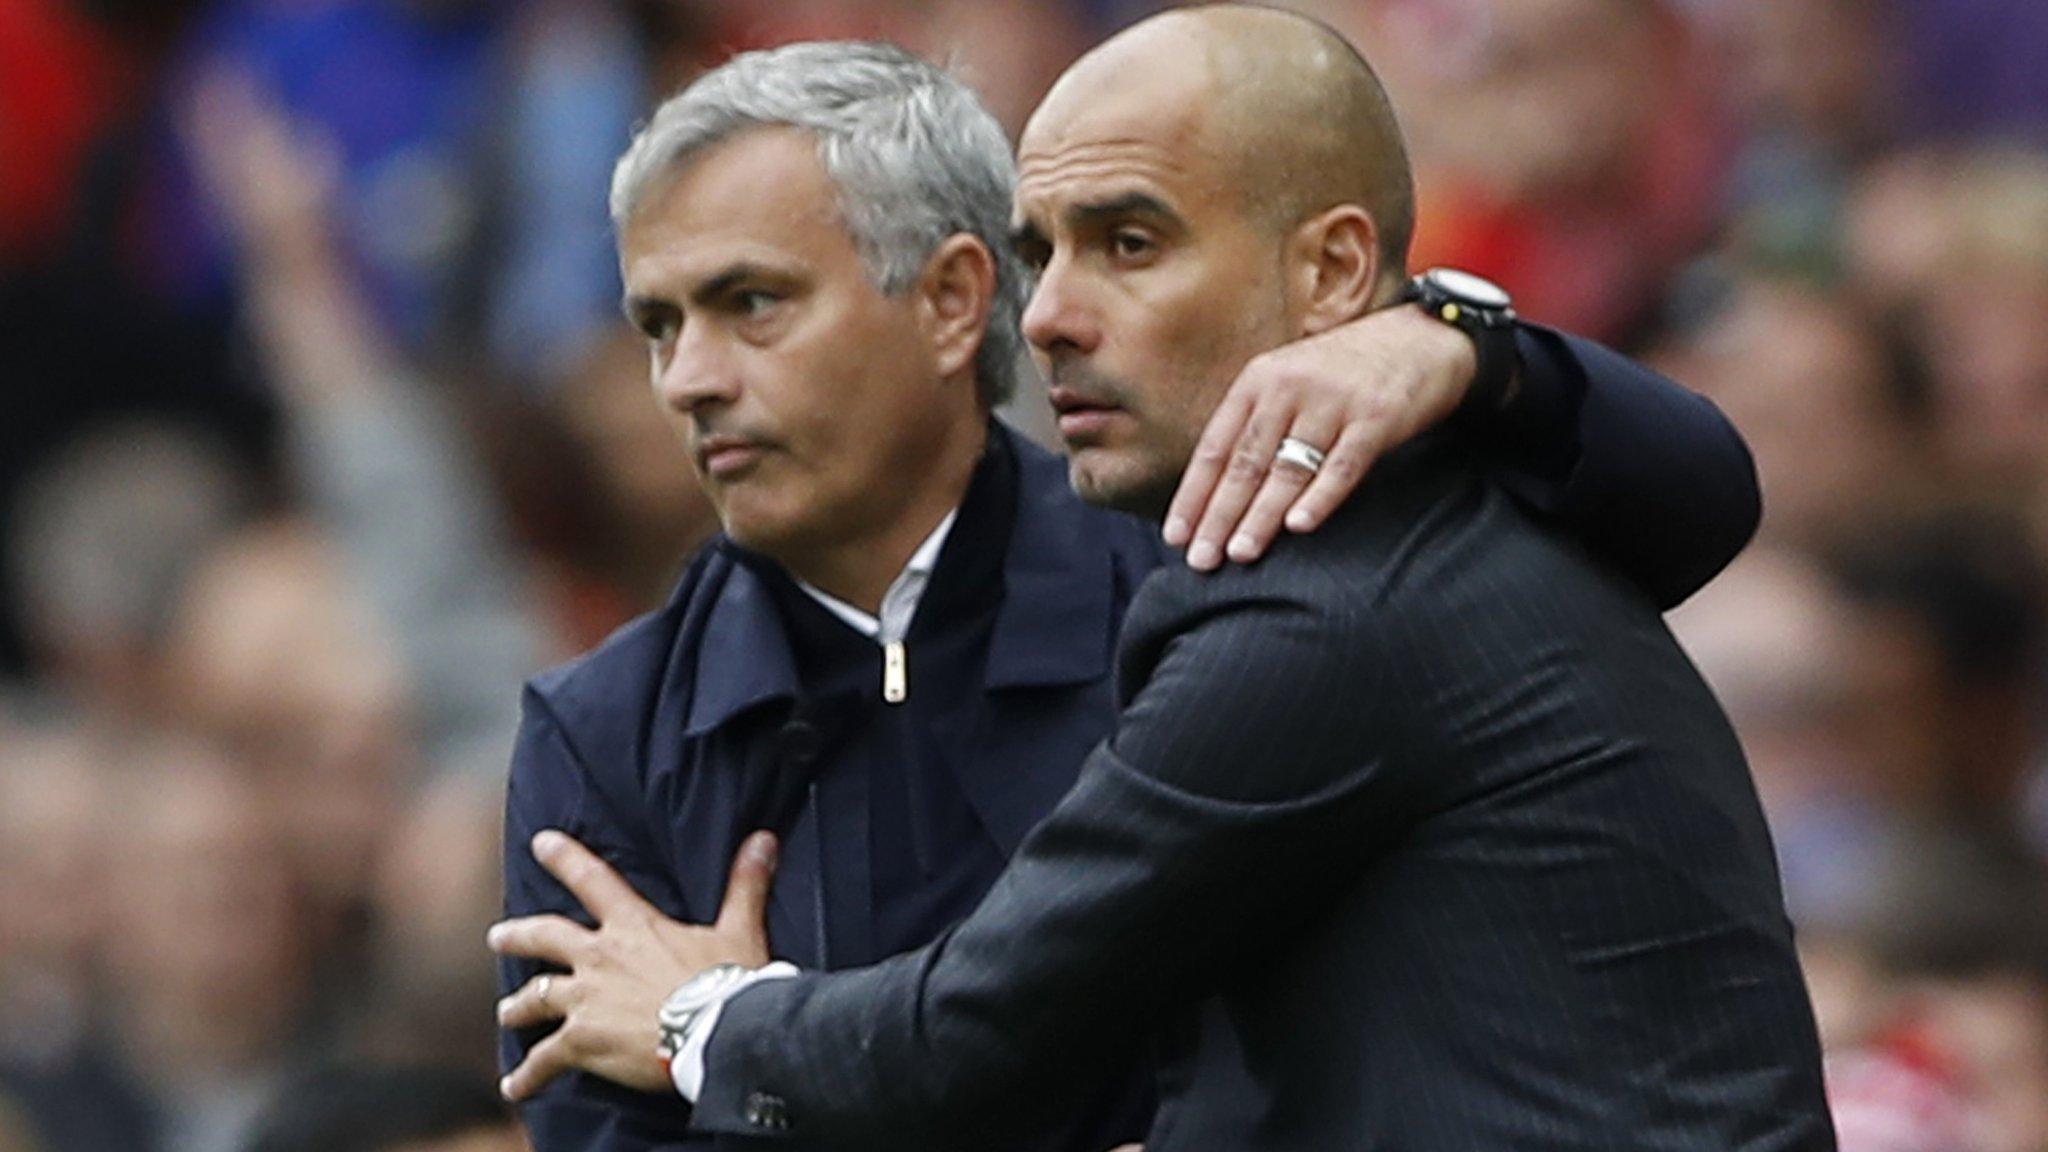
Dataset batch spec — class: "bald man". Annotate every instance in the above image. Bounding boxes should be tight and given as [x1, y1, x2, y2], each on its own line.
[489, 9, 1834, 1150]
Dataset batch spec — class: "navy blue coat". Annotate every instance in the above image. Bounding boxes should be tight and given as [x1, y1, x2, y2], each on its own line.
[500, 327, 1761, 1151]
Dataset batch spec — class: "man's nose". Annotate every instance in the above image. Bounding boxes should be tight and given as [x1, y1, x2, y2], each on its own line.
[654, 326, 741, 413]
[1021, 256, 1100, 356]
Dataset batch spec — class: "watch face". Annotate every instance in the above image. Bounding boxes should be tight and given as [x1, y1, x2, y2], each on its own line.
[1428, 268, 1512, 309]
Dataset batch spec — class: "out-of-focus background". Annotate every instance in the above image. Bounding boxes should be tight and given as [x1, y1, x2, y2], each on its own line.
[2, 1, 2046, 1149]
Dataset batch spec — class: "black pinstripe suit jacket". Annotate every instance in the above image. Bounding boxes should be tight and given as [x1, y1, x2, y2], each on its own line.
[692, 437, 1837, 1152]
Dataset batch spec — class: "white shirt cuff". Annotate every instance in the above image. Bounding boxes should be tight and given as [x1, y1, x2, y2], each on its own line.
[668, 961, 800, 1102]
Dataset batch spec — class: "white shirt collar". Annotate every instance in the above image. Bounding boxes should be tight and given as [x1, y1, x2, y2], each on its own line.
[795, 509, 958, 646]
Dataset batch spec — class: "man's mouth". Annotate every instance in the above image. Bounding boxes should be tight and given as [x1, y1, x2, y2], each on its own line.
[1047, 388, 1127, 441]
[696, 435, 769, 480]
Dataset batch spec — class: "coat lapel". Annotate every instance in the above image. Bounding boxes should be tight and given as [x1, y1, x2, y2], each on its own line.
[951, 432, 1127, 853]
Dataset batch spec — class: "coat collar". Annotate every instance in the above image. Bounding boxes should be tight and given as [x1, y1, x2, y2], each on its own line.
[680, 556, 802, 736]
[984, 430, 1118, 690]
[677, 422, 1121, 737]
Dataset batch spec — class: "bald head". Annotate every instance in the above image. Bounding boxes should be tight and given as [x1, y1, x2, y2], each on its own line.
[1033, 4, 1413, 292]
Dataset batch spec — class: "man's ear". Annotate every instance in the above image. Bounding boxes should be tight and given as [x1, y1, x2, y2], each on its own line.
[918, 233, 996, 380]
[1288, 205, 1380, 337]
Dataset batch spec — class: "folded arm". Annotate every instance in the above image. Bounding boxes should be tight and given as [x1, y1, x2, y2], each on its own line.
[500, 692, 708, 1151]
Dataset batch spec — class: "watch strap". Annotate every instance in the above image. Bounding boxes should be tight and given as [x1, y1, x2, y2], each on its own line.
[1406, 270, 1519, 414]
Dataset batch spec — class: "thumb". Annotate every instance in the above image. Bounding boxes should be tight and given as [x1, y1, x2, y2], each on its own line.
[714, 831, 778, 938]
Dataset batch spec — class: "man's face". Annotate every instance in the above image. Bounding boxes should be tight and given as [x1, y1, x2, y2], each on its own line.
[619, 128, 960, 558]
[1013, 68, 1294, 518]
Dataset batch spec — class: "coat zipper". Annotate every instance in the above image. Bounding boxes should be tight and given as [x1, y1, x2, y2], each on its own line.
[882, 640, 907, 704]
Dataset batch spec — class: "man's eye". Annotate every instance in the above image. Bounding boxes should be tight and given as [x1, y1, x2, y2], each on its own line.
[1110, 229, 1156, 261]
[736, 290, 781, 317]
[642, 313, 679, 343]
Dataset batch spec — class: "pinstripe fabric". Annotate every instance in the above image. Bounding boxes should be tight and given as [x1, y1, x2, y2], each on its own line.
[693, 438, 1835, 1152]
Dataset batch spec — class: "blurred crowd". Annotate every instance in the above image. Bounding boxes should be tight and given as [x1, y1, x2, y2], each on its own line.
[2, 1, 2046, 1150]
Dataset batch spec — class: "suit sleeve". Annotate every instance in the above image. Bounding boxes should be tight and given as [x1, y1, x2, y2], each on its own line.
[690, 566, 1402, 1146]
[1467, 323, 1761, 610]
[501, 688, 709, 1151]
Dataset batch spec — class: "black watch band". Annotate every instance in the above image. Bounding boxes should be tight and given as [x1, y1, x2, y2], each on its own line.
[1405, 268, 1519, 413]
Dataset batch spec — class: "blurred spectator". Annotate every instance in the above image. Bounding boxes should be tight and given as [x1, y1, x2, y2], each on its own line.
[146, 0, 511, 348]
[178, 65, 554, 769]
[0, 707, 158, 1152]
[1829, 515, 2044, 828]
[3, 419, 255, 715]
[486, 0, 646, 389]
[1707, 0, 1903, 269]
[1823, 824, 2048, 1152]
[1673, 513, 2047, 906]
[240, 1064, 520, 1152]
[356, 773, 509, 1077]
[100, 733, 317, 1152]
[1359, 0, 1733, 346]
[1903, 147, 2048, 503]
[1840, 144, 1965, 314]
[1654, 274, 1927, 550]
[912, 0, 1094, 137]
[159, 521, 414, 958]
[0, 1, 277, 677]
[1, 713, 113, 1065]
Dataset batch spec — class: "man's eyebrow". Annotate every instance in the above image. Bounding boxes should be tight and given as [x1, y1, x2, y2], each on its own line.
[1009, 192, 1184, 254]
[621, 261, 784, 321]
[1069, 191, 1181, 228]
[687, 262, 781, 307]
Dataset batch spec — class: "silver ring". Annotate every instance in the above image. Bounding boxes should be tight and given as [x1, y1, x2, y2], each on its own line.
[1274, 436, 1326, 475]
[536, 974, 554, 1009]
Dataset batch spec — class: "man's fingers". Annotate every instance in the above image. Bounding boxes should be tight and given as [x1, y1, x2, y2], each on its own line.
[1166, 387, 1254, 549]
[501, 1031, 575, 1102]
[1223, 467, 1314, 565]
[532, 829, 653, 924]
[1284, 424, 1380, 534]
[714, 832, 779, 938]
[1222, 404, 1345, 564]
[498, 972, 572, 1031]
[486, 914, 595, 965]
[1187, 392, 1295, 571]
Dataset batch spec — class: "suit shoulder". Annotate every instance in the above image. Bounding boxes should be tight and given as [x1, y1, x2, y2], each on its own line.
[1145, 453, 1475, 610]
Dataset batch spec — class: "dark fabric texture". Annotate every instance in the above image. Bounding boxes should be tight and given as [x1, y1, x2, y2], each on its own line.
[690, 436, 1833, 1152]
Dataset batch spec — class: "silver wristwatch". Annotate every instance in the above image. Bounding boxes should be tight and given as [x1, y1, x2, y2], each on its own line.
[655, 963, 753, 1061]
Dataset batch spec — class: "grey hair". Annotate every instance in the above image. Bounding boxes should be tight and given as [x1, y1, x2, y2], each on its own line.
[611, 41, 1025, 406]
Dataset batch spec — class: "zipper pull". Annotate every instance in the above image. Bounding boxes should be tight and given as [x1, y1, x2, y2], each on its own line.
[882, 640, 907, 704]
